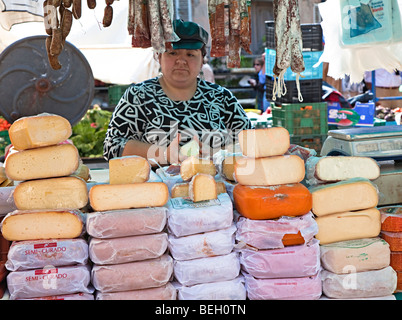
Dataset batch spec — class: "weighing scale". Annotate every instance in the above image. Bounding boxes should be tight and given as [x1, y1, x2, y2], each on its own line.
[320, 125, 402, 205]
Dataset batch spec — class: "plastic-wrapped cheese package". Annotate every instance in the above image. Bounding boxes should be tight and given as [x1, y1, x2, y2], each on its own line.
[173, 252, 240, 286]
[168, 224, 236, 261]
[235, 212, 318, 250]
[89, 232, 168, 265]
[174, 276, 246, 300]
[7, 264, 93, 300]
[86, 207, 167, 239]
[16, 293, 94, 300]
[91, 254, 173, 293]
[379, 206, 402, 232]
[96, 283, 177, 300]
[167, 193, 233, 237]
[243, 271, 322, 300]
[381, 231, 402, 251]
[240, 239, 320, 279]
[5, 238, 89, 271]
[321, 266, 397, 299]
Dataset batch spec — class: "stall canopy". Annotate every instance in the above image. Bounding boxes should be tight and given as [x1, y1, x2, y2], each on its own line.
[0, 0, 160, 84]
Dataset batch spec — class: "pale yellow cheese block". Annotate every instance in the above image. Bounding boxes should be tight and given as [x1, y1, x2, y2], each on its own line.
[180, 156, 216, 181]
[5, 144, 79, 181]
[238, 127, 290, 158]
[13, 176, 88, 210]
[9, 113, 72, 150]
[89, 182, 169, 211]
[1, 210, 84, 241]
[234, 155, 305, 186]
[310, 178, 379, 216]
[315, 208, 381, 245]
[171, 181, 226, 198]
[221, 155, 241, 182]
[189, 173, 217, 202]
[109, 155, 150, 184]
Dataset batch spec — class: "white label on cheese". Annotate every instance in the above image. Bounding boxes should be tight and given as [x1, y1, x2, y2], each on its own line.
[170, 197, 221, 209]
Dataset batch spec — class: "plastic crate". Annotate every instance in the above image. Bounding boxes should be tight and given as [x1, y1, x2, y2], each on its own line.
[265, 21, 324, 51]
[108, 84, 130, 106]
[266, 76, 322, 104]
[265, 48, 323, 81]
[290, 134, 326, 155]
[272, 102, 328, 136]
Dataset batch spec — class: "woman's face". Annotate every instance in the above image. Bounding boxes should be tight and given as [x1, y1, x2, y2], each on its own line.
[159, 48, 204, 87]
[254, 60, 263, 72]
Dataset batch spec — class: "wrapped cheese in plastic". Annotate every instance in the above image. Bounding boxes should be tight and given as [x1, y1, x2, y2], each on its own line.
[243, 271, 322, 300]
[168, 224, 236, 261]
[174, 276, 246, 300]
[167, 193, 233, 237]
[16, 293, 94, 300]
[7, 264, 93, 300]
[235, 212, 318, 250]
[240, 238, 320, 279]
[86, 207, 167, 239]
[173, 252, 240, 286]
[6, 238, 88, 271]
[89, 232, 168, 265]
[96, 283, 177, 300]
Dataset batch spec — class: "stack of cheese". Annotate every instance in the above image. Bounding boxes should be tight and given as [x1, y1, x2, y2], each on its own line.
[233, 128, 321, 300]
[379, 206, 402, 293]
[87, 155, 175, 300]
[167, 156, 245, 300]
[1, 113, 93, 300]
[306, 155, 397, 299]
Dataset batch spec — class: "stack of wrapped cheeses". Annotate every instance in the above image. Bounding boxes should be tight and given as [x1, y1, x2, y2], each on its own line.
[306, 155, 397, 299]
[167, 156, 245, 300]
[1, 114, 93, 300]
[379, 206, 402, 293]
[87, 155, 175, 300]
[232, 128, 321, 300]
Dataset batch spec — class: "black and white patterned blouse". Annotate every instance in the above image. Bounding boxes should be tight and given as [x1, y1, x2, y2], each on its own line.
[103, 77, 253, 160]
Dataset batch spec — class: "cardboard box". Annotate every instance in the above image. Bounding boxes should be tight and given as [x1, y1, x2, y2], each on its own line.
[327, 101, 375, 127]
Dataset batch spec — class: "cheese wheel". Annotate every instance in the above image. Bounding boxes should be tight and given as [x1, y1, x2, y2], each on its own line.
[8, 113, 72, 150]
[180, 156, 216, 181]
[306, 156, 380, 184]
[315, 208, 381, 245]
[234, 155, 305, 186]
[96, 283, 177, 300]
[381, 231, 402, 251]
[233, 183, 312, 220]
[13, 176, 88, 210]
[310, 178, 379, 217]
[5, 144, 79, 181]
[1, 209, 84, 241]
[89, 182, 168, 211]
[221, 155, 241, 181]
[238, 127, 290, 158]
[171, 181, 226, 198]
[109, 155, 150, 184]
[379, 206, 402, 232]
[391, 251, 402, 272]
[189, 173, 217, 202]
[320, 237, 390, 274]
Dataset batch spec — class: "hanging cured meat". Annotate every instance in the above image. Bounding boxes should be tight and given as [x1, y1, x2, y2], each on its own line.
[272, 0, 305, 102]
[208, 0, 252, 68]
[128, 0, 178, 53]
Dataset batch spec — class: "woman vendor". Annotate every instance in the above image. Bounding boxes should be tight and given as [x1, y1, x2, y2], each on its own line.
[103, 19, 252, 166]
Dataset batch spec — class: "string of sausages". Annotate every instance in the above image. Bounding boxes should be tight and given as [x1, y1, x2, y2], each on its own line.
[44, 0, 114, 70]
[272, 0, 305, 102]
[128, 0, 178, 53]
[208, 0, 252, 68]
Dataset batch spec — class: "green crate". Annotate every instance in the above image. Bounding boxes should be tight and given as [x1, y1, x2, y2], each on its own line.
[272, 102, 328, 136]
[108, 84, 130, 106]
[290, 134, 327, 156]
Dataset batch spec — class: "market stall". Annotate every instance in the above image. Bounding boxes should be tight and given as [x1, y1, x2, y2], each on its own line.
[0, 0, 401, 304]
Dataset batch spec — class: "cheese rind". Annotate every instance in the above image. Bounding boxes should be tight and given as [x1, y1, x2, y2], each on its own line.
[1, 210, 84, 241]
[89, 182, 168, 211]
[220, 155, 241, 182]
[9, 113, 72, 150]
[239, 127, 290, 158]
[5, 144, 79, 181]
[233, 183, 312, 220]
[189, 173, 217, 202]
[13, 176, 88, 210]
[320, 237, 390, 274]
[180, 156, 216, 181]
[108, 155, 150, 184]
[315, 208, 381, 245]
[310, 178, 379, 216]
[234, 155, 305, 186]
